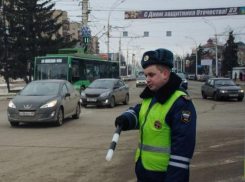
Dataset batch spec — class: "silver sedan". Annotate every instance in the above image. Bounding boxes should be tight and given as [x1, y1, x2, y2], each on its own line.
[80, 79, 129, 108]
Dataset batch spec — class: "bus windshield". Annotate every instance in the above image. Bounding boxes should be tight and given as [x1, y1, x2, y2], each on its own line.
[36, 63, 67, 80]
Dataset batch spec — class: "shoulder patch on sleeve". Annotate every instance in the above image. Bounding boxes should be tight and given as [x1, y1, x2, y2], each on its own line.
[181, 95, 191, 100]
[181, 111, 191, 123]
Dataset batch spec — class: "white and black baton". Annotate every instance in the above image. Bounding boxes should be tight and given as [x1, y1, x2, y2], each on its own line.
[106, 125, 122, 161]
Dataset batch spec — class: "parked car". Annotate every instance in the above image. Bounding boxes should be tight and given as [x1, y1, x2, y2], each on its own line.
[136, 76, 147, 87]
[80, 78, 129, 108]
[7, 80, 81, 127]
[188, 74, 195, 80]
[201, 78, 244, 101]
[198, 74, 211, 82]
[176, 73, 188, 90]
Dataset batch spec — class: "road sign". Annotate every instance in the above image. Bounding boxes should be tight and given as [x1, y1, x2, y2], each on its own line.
[81, 26, 91, 37]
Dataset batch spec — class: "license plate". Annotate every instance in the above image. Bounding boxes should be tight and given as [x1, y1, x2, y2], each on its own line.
[19, 112, 35, 116]
[87, 98, 97, 102]
[229, 94, 238, 97]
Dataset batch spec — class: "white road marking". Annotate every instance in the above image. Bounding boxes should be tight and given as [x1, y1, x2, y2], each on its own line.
[190, 155, 243, 169]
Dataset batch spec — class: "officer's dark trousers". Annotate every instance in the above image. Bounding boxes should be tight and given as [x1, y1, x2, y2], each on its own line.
[135, 158, 166, 182]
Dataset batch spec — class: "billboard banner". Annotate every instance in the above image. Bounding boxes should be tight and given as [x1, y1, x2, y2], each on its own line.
[201, 59, 212, 66]
[125, 7, 245, 19]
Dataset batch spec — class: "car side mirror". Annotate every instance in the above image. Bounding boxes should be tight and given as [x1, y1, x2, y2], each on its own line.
[65, 93, 71, 97]
[236, 84, 240, 86]
[114, 86, 119, 90]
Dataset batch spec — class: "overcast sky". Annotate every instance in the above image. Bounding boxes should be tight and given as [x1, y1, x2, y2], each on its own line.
[51, 0, 245, 63]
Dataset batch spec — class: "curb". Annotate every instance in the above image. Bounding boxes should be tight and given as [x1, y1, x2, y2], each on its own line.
[0, 94, 16, 100]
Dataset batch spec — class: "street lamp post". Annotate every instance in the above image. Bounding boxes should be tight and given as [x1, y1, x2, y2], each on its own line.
[118, 33, 122, 77]
[107, 0, 126, 61]
[186, 36, 198, 77]
[203, 19, 218, 77]
[176, 44, 185, 73]
[126, 38, 135, 76]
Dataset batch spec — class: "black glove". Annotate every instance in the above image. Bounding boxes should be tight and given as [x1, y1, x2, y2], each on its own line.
[115, 115, 129, 130]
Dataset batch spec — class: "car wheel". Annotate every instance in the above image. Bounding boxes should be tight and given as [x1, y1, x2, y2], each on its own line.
[202, 91, 207, 99]
[109, 96, 115, 108]
[10, 121, 19, 127]
[55, 108, 64, 126]
[123, 94, 129, 105]
[72, 103, 81, 119]
[213, 92, 219, 101]
[237, 97, 243, 101]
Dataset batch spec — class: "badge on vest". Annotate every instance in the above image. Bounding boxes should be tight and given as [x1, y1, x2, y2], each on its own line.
[181, 111, 191, 123]
[154, 120, 162, 129]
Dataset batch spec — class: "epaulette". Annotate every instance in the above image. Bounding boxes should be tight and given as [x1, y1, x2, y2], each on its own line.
[181, 95, 192, 100]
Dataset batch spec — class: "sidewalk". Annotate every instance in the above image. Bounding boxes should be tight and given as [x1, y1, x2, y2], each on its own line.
[234, 80, 245, 87]
[0, 82, 26, 100]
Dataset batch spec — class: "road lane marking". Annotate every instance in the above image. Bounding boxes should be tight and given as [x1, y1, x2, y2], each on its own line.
[191, 155, 243, 169]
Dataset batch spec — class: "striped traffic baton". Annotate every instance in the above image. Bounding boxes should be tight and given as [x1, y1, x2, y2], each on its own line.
[106, 125, 122, 161]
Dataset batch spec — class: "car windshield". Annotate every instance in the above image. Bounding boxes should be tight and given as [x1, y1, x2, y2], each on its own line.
[137, 77, 146, 80]
[215, 80, 236, 86]
[89, 80, 114, 89]
[19, 82, 60, 96]
[176, 73, 186, 79]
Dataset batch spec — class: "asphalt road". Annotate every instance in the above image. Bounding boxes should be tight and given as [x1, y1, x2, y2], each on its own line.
[0, 80, 244, 182]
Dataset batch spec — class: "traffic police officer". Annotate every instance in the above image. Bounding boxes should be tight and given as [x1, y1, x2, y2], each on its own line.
[115, 48, 196, 182]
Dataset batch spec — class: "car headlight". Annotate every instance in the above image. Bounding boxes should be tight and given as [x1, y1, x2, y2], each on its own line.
[8, 100, 16, 108]
[239, 89, 244, 93]
[40, 100, 57, 108]
[183, 80, 187, 83]
[100, 91, 110, 97]
[220, 90, 228, 93]
[136, 81, 139, 83]
[81, 92, 86, 97]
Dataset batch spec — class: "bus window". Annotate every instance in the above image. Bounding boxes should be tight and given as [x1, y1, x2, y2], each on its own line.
[112, 63, 119, 78]
[37, 65, 48, 80]
[86, 63, 94, 82]
[94, 64, 100, 80]
[37, 64, 67, 80]
[71, 59, 86, 82]
[100, 63, 109, 78]
[71, 64, 80, 82]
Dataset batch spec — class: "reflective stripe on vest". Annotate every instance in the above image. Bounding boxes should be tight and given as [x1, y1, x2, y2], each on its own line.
[138, 143, 171, 153]
[135, 90, 186, 172]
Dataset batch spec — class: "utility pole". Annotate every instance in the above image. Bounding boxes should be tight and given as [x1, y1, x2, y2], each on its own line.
[119, 34, 121, 77]
[82, 0, 89, 27]
[215, 33, 218, 77]
[81, 0, 91, 53]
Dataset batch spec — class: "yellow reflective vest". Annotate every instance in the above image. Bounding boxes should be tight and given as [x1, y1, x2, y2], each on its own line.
[135, 90, 187, 171]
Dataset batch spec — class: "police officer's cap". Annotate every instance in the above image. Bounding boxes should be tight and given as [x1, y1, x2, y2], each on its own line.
[141, 48, 174, 69]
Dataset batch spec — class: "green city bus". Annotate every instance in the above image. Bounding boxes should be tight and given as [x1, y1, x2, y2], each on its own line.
[34, 48, 119, 92]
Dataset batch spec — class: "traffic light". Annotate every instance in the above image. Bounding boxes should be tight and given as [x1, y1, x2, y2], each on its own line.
[83, 37, 90, 43]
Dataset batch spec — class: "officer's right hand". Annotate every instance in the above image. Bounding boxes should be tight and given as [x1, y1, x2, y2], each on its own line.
[115, 115, 129, 130]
